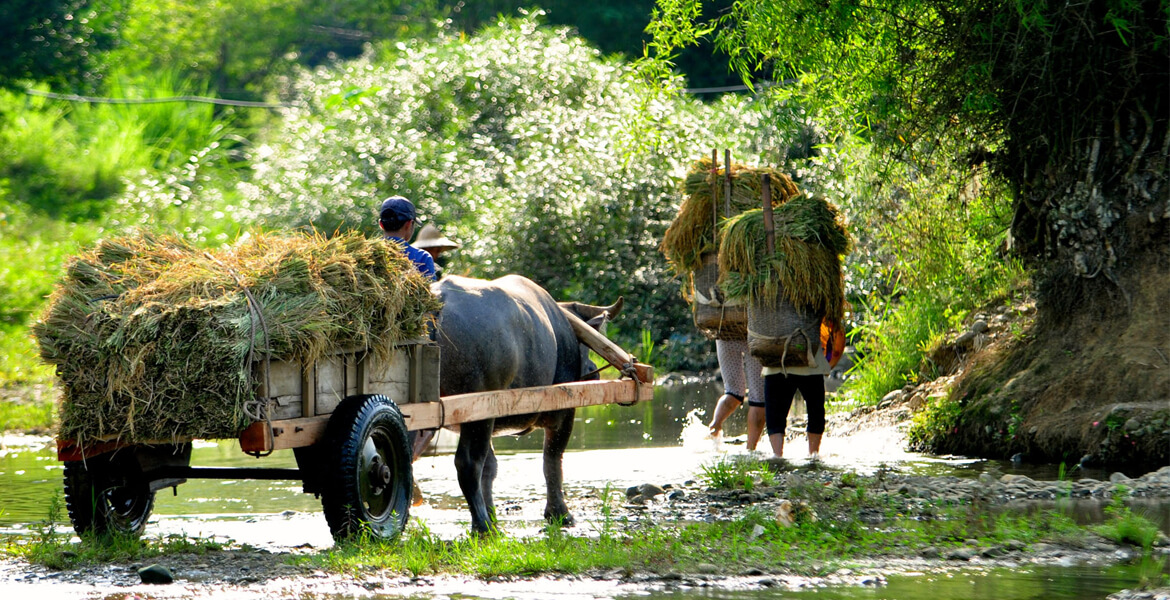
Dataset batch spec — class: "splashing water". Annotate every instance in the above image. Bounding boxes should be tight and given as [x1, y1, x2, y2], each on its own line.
[679, 408, 724, 453]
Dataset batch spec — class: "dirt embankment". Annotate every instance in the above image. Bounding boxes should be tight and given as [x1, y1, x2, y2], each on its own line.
[901, 232, 1170, 470]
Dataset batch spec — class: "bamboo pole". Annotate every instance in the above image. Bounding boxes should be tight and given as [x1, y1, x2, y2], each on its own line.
[762, 173, 775, 255]
[711, 149, 719, 238]
[723, 149, 732, 216]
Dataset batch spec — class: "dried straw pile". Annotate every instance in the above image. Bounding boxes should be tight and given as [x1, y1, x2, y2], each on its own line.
[36, 231, 442, 444]
[660, 157, 800, 277]
[718, 194, 852, 325]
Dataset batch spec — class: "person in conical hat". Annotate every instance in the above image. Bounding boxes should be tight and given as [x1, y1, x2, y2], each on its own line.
[412, 223, 461, 261]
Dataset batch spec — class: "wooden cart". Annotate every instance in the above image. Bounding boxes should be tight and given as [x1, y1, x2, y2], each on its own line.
[55, 310, 653, 542]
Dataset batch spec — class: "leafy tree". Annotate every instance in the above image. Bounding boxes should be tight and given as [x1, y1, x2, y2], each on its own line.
[113, 0, 441, 98]
[0, 0, 127, 91]
[152, 16, 805, 368]
[442, 0, 747, 89]
[647, 0, 1168, 312]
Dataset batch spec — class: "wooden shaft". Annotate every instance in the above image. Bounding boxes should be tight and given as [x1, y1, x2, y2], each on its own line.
[400, 379, 655, 431]
[559, 306, 634, 371]
[762, 173, 775, 255]
[724, 149, 732, 216]
[711, 148, 719, 238]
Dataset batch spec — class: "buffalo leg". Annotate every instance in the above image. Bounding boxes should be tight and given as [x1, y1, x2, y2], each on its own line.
[454, 419, 496, 534]
[481, 442, 498, 524]
[541, 408, 575, 526]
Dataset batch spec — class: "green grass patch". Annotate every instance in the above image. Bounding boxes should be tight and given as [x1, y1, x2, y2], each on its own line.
[1093, 501, 1161, 550]
[0, 396, 54, 432]
[3, 493, 225, 569]
[5, 469, 1094, 578]
[700, 455, 775, 491]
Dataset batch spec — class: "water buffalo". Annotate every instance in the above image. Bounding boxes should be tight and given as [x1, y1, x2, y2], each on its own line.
[429, 274, 621, 534]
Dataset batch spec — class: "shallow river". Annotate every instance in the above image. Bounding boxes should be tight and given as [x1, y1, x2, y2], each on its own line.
[1, 380, 1166, 598]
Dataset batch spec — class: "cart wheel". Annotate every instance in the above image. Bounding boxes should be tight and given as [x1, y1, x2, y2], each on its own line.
[321, 394, 412, 542]
[63, 453, 154, 537]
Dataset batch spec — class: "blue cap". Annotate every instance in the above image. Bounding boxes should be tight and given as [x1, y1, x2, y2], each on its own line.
[379, 196, 415, 223]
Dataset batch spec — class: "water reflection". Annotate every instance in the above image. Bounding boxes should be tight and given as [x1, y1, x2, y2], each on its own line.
[624, 563, 1163, 600]
[0, 379, 1166, 534]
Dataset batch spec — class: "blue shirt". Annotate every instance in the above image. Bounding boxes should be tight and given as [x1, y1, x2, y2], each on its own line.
[386, 236, 437, 281]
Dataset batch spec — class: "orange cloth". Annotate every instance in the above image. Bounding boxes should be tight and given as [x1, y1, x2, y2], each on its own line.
[820, 318, 846, 369]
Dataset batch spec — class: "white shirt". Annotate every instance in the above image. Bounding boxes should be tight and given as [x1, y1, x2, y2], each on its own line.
[760, 347, 830, 377]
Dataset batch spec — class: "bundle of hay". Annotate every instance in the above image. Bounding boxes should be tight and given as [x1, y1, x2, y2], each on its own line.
[660, 158, 800, 339]
[36, 231, 442, 445]
[659, 157, 800, 277]
[718, 195, 851, 366]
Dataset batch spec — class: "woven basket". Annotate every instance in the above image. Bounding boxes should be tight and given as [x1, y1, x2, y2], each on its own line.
[692, 253, 747, 340]
[747, 294, 822, 368]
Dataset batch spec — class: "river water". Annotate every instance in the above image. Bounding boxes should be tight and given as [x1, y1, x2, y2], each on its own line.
[1, 380, 1166, 598]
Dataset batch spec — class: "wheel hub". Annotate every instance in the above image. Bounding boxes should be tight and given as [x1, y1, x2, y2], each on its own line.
[367, 454, 392, 496]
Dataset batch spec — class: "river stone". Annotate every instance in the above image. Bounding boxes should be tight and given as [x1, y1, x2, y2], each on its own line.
[971, 319, 989, 333]
[946, 547, 976, 561]
[920, 546, 940, 559]
[1124, 417, 1142, 432]
[667, 490, 686, 501]
[1000, 474, 1035, 485]
[1003, 539, 1026, 551]
[981, 546, 1008, 558]
[137, 564, 174, 585]
[639, 483, 666, 498]
[1110, 472, 1132, 483]
[625, 485, 640, 499]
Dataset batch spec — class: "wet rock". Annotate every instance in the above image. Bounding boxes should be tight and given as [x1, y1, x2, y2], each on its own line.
[1110, 472, 1131, 483]
[1011, 453, 1025, 464]
[920, 546, 941, 559]
[137, 564, 174, 585]
[1124, 418, 1142, 433]
[639, 483, 666, 498]
[981, 546, 1008, 558]
[946, 547, 976, 561]
[971, 320, 989, 334]
[695, 563, 719, 574]
[1003, 539, 1026, 551]
[1000, 474, 1035, 486]
[625, 485, 640, 499]
[667, 490, 686, 501]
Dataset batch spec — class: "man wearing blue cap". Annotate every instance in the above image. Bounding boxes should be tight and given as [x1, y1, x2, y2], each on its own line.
[378, 196, 437, 281]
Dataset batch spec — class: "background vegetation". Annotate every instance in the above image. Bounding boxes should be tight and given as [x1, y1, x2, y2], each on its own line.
[0, 0, 1079, 425]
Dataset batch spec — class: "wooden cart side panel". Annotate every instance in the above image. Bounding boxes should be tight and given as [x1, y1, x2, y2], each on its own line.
[253, 341, 435, 422]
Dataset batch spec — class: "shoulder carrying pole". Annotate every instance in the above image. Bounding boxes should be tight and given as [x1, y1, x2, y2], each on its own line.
[761, 173, 775, 255]
[724, 149, 732, 216]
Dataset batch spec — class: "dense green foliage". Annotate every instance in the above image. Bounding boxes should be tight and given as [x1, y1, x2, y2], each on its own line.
[645, 0, 1167, 401]
[0, 0, 126, 91]
[234, 18, 800, 362]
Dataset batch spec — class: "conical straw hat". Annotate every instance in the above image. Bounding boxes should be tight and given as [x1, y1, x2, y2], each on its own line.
[413, 223, 460, 251]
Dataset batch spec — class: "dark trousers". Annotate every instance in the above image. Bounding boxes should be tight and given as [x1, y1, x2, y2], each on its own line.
[763, 372, 825, 436]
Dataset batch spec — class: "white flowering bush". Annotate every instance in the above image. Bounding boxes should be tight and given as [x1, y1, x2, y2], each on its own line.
[238, 16, 808, 367]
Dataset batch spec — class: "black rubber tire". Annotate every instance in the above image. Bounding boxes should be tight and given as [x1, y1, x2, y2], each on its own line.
[62, 453, 154, 538]
[320, 394, 412, 542]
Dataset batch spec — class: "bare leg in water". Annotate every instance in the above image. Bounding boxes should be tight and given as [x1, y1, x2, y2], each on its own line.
[708, 393, 742, 438]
